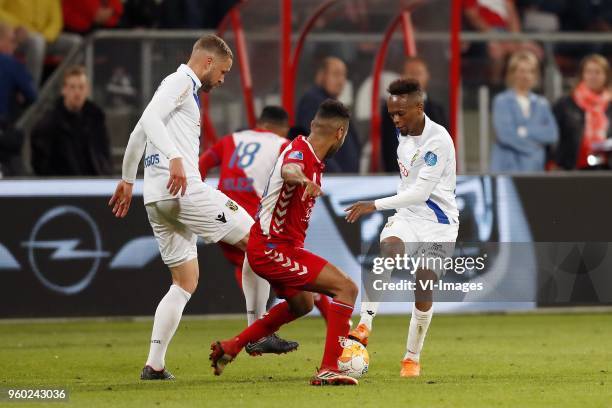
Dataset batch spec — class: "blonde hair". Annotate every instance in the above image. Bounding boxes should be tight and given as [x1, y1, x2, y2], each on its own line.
[506, 50, 540, 87]
[578, 54, 611, 87]
[193, 34, 233, 59]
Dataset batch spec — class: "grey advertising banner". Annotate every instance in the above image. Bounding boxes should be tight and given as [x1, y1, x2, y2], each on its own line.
[0, 175, 611, 317]
[359, 242, 612, 303]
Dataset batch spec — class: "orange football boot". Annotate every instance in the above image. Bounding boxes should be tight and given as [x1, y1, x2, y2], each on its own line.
[400, 358, 421, 377]
[348, 323, 370, 347]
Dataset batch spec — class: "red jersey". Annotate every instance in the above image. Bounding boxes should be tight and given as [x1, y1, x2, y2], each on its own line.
[255, 136, 324, 246]
[464, 0, 511, 29]
[62, 0, 124, 32]
[199, 129, 289, 216]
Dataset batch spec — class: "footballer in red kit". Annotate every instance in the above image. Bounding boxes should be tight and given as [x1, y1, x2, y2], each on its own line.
[210, 100, 360, 386]
[247, 135, 327, 297]
[199, 106, 332, 320]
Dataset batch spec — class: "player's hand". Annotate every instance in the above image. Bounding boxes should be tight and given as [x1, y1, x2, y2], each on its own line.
[344, 201, 377, 223]
[302, 179, 323, 201]
[167, 157, 187, 196]
[108, 180, 134, 218]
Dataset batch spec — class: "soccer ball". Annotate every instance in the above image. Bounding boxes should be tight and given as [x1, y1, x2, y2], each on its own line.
[337, 338, 369, 378]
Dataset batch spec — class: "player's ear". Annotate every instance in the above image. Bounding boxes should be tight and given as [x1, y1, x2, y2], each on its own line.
[205, 55, 214, 68]
[336, 125, 345, 140]
[417, 100, 425, 113]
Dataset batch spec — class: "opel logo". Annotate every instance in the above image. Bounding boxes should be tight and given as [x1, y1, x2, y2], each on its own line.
[21, 206, 109, 295]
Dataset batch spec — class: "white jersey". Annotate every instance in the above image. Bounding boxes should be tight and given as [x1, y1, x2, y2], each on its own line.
[395, 115, 459, 224]
[231, 130, 288, 198]
[141, 64, 203, 204]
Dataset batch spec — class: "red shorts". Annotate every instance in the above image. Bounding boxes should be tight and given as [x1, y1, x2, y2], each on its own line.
[246, 236, 328, 299]
[218, 241, 245, 268]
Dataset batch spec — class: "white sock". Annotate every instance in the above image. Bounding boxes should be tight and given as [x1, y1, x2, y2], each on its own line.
[404, 304, 433, 362]
[358, 301, 380, 331]
[241, 258, 270, 325]
[145, 284, 191, 371]
[359, 254, 395, 331]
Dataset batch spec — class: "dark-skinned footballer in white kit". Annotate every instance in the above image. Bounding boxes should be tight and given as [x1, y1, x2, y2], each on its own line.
[345, 78, 459, 378]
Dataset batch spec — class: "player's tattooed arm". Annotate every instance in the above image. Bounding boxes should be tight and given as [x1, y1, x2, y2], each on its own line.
[344, 201, 376, 223]
[281, 163, 322, 201]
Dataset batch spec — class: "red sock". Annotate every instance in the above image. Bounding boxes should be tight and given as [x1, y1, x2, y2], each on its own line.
[320, 299, 354, 371]
[233, 265, 242, 290]
[231, 301, 297, 350]
[314, 294, 330, 321]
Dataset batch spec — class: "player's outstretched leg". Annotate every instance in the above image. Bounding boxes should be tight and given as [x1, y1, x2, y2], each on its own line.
[141, 258, 198, 380]
[401, 268, 435, 378]
[351, 236, 403, 347]
[238, 254, 298, 356]
[209, 293, 312, 376]
[303, 263, 359, 386]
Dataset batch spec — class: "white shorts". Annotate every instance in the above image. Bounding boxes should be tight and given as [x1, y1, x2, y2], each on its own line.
[379, 214, 459, 277]
[145, 184, 253, 267]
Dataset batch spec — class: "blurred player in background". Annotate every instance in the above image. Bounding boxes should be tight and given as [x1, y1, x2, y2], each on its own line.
[199, 106, 332, 334]
[108, 35, 295, 381]
[345, 79, 459, 377]
[210, 100, 360, 386]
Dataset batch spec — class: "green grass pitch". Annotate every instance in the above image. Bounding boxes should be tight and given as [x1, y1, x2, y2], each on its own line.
[1, 313, 610, 407]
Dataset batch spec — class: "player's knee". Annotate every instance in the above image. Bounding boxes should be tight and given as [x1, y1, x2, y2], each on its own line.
[380, 238, 404, 258]
[176, 279, 198, 294]
[345, 278, 359, 302]
[335, 275, 358, 303]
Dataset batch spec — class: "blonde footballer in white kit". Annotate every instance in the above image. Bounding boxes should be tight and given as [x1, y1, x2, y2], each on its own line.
[344, 78, 459, 378]
[108, 35, 290, 380]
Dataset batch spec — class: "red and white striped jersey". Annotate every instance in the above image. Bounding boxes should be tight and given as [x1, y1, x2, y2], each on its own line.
[204, 129, 289, 216]
[256, 136, 324, 246]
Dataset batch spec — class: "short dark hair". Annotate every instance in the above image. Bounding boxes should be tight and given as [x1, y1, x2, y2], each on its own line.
[317, 56, 344, 74]
[315, 99, 350, 122]
[388, 78, 423, 98]
[193, 34, 233, 59]
[258, 106, 289, 125]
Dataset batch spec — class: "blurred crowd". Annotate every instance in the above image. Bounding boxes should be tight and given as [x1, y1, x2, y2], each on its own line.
[463, 0, 612, 171]
[1, 0, 612, 177]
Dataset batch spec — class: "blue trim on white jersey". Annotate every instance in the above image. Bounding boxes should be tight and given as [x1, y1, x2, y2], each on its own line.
[189, 77, 200, 108]
[425, 199, 450, 224]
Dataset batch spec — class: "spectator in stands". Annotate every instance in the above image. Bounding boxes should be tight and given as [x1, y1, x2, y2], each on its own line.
[381, 57, 448, 172]
[521, 1, 612, 64]
[490, 51, 558, 172]
[62, 0, 124, 34]
[0, 0, 82, 86]
[0, 22, 36, 121]
[0, 22, 36, 176]
[296, 57, 360, 173]
[464, 0, 543, 85]
[554, 54, 612, 170]
[120, 0, 160, 28]
[158, 0, 238, 29]
[31, 66, 111, 176]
